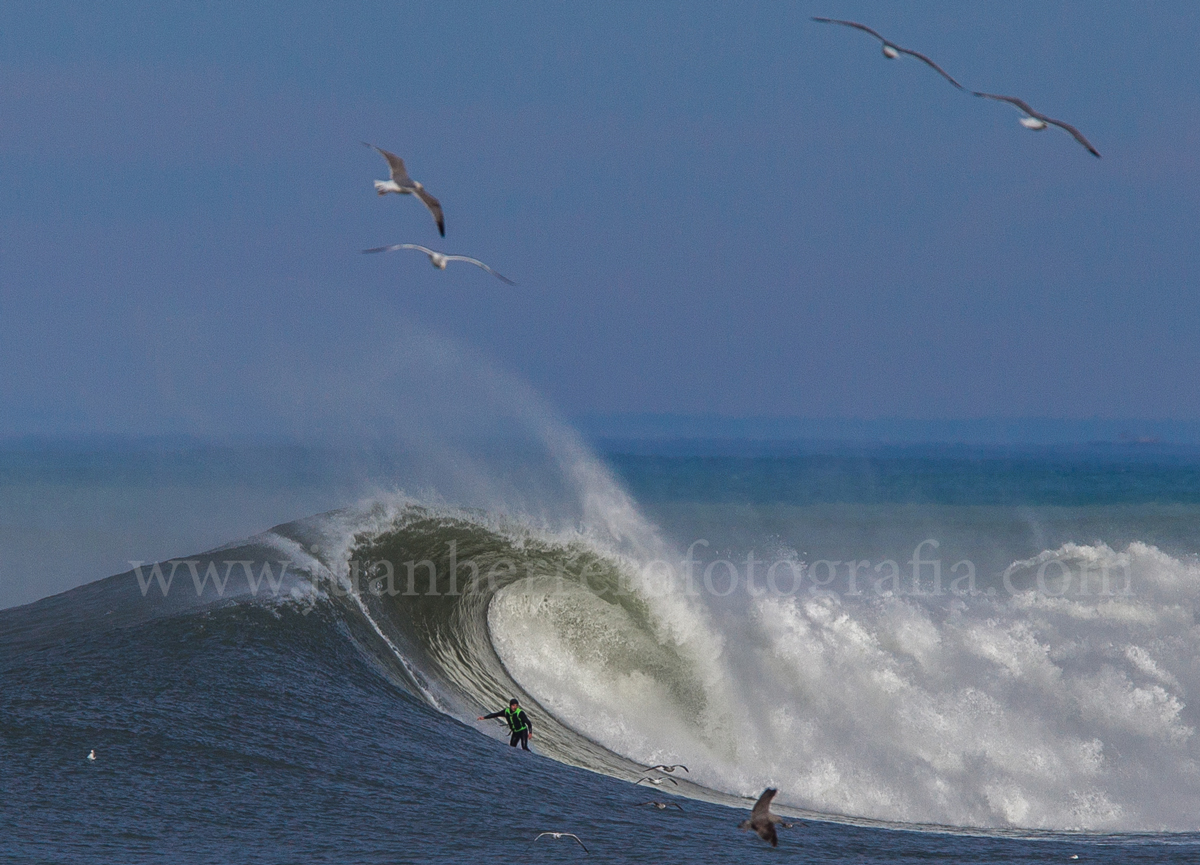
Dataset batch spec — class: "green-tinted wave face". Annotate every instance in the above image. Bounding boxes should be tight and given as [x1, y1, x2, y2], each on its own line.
[343, 505, 708, 779]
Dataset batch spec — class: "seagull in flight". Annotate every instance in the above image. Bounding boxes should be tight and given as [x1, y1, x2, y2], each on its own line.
[738, 788, 789, 847]
[812, 18, 963, 90]
[636, 776, 678, 787]
[635, 800, 684, 811]
[971, 92, 1100, 158]
[362, 243, 515, 285]
[645, 763, 689, 774]
[535, 832, 589, 853]
[362, 143, 445, 236]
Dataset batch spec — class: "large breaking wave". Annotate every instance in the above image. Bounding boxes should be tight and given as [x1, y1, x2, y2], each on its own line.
[92, 484, 1188, 834]
[321, 500, 1200, 832]
[20, 483, 1200, 834]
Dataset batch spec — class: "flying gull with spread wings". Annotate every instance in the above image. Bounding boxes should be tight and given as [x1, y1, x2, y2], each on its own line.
[362, 244, 515, 285]
[738, 787, 794, 847]
[812, 18, 963, 90]
[635, 800, 684, 811]
[535, 832, 589, 853]
[971, 92, 1100, 158]
[362, 143, 446, 236]
[645, 763, 689, 774]
[636, 776, 678, 787]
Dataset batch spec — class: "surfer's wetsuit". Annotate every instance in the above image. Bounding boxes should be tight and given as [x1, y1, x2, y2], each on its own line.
[483, 705, 532, 750]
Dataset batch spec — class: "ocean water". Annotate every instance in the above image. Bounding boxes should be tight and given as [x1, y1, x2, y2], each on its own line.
[4, 438, 1200, 862]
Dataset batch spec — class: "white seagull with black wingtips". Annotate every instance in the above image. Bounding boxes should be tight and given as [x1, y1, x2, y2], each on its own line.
[635, 776, 678, 787]
[362, 243, 515, 285]
[362, 143, 446, 235]
[812, 17, 964, 90]
[645, 763, 689, 774]
[534, 832, 588, 853]
[972, 92, 1101, 158]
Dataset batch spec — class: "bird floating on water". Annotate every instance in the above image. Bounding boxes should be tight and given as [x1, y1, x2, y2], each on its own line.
[362, 143, 446, 236]
[534, 832, 589, 853]
[738, 787, 790, 847]
[812, 17, 963, 90]
[645, 763, 689, 774]
[636, 776, 678, 787]
[362, 243, 515, 285]
[971, 92, 1100, 158]
[636, 800, 684, 811]
[86, 750, 96, 762]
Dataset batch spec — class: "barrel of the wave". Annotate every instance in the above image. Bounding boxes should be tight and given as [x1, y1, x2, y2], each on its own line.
[478, 699, 534, 751]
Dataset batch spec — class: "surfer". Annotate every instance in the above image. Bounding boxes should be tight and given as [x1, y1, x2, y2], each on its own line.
[478, 698, 533, 751]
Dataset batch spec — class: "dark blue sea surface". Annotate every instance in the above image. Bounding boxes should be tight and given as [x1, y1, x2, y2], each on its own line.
[606, 444, 1200, 506]
[3, 443, 1200, 862]
[3, 586, 1194, 864]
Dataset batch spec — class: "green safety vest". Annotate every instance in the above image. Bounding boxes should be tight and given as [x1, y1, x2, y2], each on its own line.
[504, 706, 527, 733]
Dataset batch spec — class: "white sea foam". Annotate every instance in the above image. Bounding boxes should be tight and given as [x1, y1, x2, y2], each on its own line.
[490, 540, 1200, 830]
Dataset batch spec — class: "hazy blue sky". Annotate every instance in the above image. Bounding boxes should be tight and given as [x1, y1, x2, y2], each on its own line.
[2, 2, 1198, 437]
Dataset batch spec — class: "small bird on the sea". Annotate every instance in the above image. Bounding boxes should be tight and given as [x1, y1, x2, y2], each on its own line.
[535, 832, 589, 853]
[635, 800, 684, 811]
[636, 776, 678, 787]
[971, 92, 1100, 158]
[738, 787, 788, 847]
[362, 143, 446, 236]
[812, 17, 964, 90]
[645, 763, 689, 774]
[86, 749, 96, 762]
[362, 243, 515, 285]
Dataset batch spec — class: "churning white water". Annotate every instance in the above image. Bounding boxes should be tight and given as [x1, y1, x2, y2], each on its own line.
[490, 540, 1200, 831]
